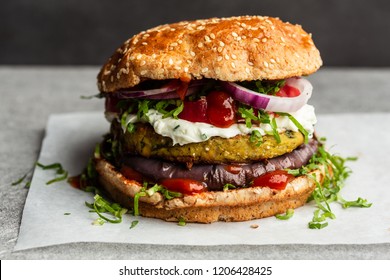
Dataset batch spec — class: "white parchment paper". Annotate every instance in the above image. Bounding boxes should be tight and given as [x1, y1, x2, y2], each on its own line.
[14, 112, 390, 250]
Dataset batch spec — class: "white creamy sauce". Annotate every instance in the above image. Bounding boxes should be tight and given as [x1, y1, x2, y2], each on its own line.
[122, 104, 317, 146]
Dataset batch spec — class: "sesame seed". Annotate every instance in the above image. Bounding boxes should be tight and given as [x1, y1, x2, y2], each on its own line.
[169, 58, 173, 65]
[248, 61, 254, 66]
[136, 54, 142, 60]
[204, 35, 211, 42]
[141, 42, 148, 45]
[219, 41, 225, 47]
[171, 42, 178, 47]
[152, 53, 157, 58]
[262, 38, 267, 43]
[231, 62, 236, 68]
[198, 42, 204, 48]
[270, 58, 276, 64]
[174, 66, 181, 70]
[210, 33, 215, 39]
[231, 54, 237, 60]
[190, 51, 196, 57]
[217, 46, 223, 53]
[178, 39, 183, 44]
[236, 36, 242, 41]
[245, 67, 250, 74]
[217, 56, 223, 62]
[232, 31, 238, 37]
[201, 67, 209, 73]
[184, 67, 189, 73]
[253, 38, 260, 43]
[140, 70, 147, 75]
[170, 28, 176, 31]
[263, 61, 269, 68]
[110, 76, 114, 82]
[225, 54, 230, 60]
[280, 36, 286, 42]
[140, 60, 146, 66]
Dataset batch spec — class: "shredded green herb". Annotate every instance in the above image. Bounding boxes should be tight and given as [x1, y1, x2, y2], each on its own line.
[36, 162, 68, 185]
[223, 183, 237, 191]
[178, 217, 186, 226]
[130, 220, 139, 229]
[86, 194, 128, 223]
[249, 130, 263, 146]
[275, 209, 294, 220]
[240, 80, 286, 96]
[277, 112, 309, 144]
[270, 117, 281, 143]
[80, 93, 104, 99]
[12, 168, 34, 188]
[11, 173, 27, 186]
[288, 142, 372, 229]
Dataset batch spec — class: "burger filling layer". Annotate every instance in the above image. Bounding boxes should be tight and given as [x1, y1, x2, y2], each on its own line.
[102, 77, 319, 193]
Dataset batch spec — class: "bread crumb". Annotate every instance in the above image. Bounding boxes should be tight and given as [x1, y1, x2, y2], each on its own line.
[250, 224, 259, 229]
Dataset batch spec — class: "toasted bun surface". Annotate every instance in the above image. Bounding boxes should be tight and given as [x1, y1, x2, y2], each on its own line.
[94, 158, 325, 223]
[98, 15, 322, 93]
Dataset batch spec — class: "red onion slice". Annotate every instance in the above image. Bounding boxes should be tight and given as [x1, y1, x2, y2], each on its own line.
[223, 77, 313, 113]
[114, 80, 206, 100]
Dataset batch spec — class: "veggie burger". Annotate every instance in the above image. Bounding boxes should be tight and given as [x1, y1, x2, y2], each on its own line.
[94, 15, 324, 223]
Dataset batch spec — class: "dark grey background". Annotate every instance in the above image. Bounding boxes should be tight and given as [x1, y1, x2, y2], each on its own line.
[1, 0, 389, 66]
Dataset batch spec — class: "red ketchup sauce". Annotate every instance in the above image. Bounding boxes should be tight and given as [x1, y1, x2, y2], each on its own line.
[159, 178, 207, 195]
[179, 90, 237, 128]
[252, 170, 295, 190]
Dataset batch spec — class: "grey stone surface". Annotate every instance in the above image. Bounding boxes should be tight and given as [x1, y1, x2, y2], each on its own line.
[0, 66, 389, 259]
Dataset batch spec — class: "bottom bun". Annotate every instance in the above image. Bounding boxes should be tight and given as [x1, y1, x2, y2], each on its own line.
[94, 158, 325, 223]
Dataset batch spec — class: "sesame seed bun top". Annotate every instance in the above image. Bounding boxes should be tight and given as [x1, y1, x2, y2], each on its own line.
[97, 15, 322, 93]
